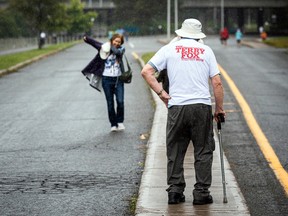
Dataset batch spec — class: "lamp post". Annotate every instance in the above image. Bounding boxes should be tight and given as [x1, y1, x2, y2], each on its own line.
[221, 0, 224, 30]
[174, 0, 178, 31]
[167, 0, 171, 39]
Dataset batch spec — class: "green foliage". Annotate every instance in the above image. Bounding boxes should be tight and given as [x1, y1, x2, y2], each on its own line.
[0, 8, 21, 38]
[46, 3, 69, 33]
[8, 0, 67, 34]
[142, 52, 155, 64]
[264, 37, 288, 48]
[0, 6, 37, 37]
[129, 194, 138, 215]
[3, 0, 97, 38]
[66, 0, 97, 35]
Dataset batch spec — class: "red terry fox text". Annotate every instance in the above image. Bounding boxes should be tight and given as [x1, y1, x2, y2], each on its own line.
[175, 46, 205, 61]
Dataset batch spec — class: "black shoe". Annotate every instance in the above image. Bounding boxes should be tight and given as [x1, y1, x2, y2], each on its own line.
[168, 192, 185, 204]
[193, 195, 213, 205]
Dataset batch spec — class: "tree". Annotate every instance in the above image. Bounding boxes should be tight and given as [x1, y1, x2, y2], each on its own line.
[8, 0, 67, 48]
[0, 7, 36, 38]
[66, 0, 97, 36]
[46, 3, 69, 34]
[0, 8, 21, 38]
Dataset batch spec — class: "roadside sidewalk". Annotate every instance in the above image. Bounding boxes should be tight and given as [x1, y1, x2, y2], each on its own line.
[134, 53, 250, 215]
[241, 37, 271, 49]
[135, 90, 250, 216]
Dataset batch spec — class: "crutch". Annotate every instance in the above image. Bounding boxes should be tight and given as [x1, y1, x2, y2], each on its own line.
[217, 113, 228, 203]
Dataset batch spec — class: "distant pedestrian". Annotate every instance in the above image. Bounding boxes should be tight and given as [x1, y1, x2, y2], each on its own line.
[235, 28, 243, 47]
[82, 34, 126, 132]
[259, 26, 264, 34]
[261, 31, 267, 41]
[124, 31, 129, 42]
[220, 27, 229, 45]
[141, 18, 225, 205]
[39, 32, 46, 49]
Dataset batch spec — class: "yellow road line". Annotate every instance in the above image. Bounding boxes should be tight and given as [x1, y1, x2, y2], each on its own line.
[132, 52, 145, 67]
[218, 64, 288, 196]
[131, 52, 139, 59]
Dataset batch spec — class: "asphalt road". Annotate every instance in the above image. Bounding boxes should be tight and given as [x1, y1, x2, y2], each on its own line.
[0, 36, 163, 216]
[206, 36, 288, 216]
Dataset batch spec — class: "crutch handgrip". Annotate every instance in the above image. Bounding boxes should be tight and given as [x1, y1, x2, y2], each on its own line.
[217, 113, 225, 130]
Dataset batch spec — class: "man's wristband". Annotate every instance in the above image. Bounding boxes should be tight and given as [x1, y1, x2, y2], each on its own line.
[157, 89, 164, 96]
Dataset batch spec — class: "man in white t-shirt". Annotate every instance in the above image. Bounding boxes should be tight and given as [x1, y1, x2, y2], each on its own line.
[141, 18, 225, 205]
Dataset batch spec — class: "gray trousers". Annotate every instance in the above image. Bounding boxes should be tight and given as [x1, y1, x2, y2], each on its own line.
[166, 104, 215, 198]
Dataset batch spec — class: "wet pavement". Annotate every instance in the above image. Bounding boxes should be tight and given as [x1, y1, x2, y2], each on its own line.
[0, 39, 155, 216]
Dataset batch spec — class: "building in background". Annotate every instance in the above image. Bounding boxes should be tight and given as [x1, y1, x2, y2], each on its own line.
[81, 0, 115, 37]
[84, 0, 288, 36]
[180, 0, 288, 35]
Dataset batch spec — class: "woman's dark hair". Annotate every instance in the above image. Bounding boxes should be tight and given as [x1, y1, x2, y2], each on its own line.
[110, 33, 124, 45]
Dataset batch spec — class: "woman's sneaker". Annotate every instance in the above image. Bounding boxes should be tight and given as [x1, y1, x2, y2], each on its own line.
[117, 123, 125, 131]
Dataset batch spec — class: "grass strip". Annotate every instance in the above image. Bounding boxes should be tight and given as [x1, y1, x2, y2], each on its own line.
[0, 41, 79, 70]
[141, 52, 155, 64]
[264, 37, 288, 48]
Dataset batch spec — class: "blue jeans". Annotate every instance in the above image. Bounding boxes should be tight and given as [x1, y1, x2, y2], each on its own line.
[102, 76, 124, 127]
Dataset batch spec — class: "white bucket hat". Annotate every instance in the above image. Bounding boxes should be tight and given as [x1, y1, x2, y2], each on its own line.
[100, 42, 111, 59]
[175, 18, 206, 39]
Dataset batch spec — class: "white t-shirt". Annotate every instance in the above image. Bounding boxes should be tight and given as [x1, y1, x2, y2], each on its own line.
[149, 38, 220, 107]
[102, 54, 121, 77]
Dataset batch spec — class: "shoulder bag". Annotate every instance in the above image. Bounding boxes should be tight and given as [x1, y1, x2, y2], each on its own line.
[119, 54, 132, 83]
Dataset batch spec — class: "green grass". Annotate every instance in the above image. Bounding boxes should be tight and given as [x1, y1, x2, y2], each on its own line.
[0, 41, 79, 70]
[129, 194, 138, 215]
[264, 37, 288, 48]
[141, 52, 155, 64]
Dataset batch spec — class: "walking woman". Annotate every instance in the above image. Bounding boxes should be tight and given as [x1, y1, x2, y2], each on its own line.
[82, 34, 126, 132]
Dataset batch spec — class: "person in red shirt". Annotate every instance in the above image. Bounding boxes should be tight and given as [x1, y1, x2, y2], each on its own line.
[220, 27, 229, 45]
